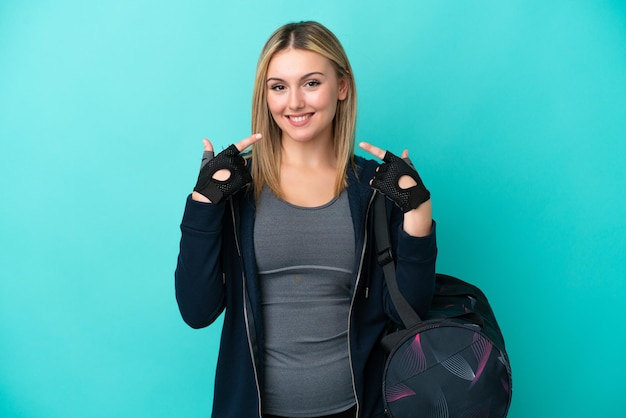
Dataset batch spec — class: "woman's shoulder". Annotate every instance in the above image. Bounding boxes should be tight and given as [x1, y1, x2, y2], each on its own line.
[353, 154, 379, 180]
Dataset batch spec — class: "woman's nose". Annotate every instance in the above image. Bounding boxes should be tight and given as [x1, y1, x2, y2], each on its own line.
[288, 89, 305, 109]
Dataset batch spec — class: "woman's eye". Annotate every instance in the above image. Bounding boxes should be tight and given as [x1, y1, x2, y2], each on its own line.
[270, 84, 285, 91]
[305, 80, 320, 88]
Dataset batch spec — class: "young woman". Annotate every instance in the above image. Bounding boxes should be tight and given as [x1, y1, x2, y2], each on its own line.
[175, 21, 437, 418]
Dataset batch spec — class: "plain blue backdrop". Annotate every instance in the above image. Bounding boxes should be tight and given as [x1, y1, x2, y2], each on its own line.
[1, 1, 625, 417]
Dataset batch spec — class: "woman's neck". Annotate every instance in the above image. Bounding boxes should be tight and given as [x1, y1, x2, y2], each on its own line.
[280, 135, 337, 169]
[278, 136, 339, 207]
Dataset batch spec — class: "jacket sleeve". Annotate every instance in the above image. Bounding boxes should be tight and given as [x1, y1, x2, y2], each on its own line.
[384, 205, 438, 323]
[174, 195, 228, 329]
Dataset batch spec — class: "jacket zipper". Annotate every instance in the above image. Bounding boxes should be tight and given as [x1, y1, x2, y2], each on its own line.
[347, 191, 377, 418]
[230, 200, 263, 418]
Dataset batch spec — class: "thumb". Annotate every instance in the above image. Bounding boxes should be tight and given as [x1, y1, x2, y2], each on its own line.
[200, 138, 215, 170]
[202, 138, 214, 152]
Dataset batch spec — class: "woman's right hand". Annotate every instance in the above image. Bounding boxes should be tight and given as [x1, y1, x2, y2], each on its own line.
[192, 133, 263, 203]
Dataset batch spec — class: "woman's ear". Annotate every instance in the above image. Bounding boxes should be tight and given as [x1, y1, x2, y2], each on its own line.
[338, 77, 349, 101]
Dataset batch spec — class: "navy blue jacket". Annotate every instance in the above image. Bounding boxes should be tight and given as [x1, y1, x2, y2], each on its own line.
[175, 156, 437, 417]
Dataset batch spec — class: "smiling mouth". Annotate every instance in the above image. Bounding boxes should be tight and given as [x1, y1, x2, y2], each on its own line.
[287, 113, 313, 123]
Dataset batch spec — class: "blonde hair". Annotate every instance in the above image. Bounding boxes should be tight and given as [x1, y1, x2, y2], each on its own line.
[250, 21, 357, 201]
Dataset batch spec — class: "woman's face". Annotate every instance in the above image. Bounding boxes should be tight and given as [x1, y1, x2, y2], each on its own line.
[265, 48, 348, 145]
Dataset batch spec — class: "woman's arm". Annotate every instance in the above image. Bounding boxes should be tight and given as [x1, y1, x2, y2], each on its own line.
[359, 141, 436, 320]
[175, 197, 228, 328]
[401, 199, 432, 237]
[390, 204, 437, 321]
[176, 134, 262, 328]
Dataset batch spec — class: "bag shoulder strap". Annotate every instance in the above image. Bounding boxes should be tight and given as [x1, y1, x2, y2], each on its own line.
[373, 193, 422, 329]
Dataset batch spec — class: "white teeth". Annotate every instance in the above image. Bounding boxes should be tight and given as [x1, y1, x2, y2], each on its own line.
[290, 115, 309, 122]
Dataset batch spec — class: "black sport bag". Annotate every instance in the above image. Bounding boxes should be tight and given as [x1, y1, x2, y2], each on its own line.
[374, 194, 513, 417]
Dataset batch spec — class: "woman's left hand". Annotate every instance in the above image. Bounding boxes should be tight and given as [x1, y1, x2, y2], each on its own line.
[359, 142, 433, 237]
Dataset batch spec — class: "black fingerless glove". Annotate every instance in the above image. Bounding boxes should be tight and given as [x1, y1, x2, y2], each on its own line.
[193, 144, 252, 204]
[371, 151, 430, 212]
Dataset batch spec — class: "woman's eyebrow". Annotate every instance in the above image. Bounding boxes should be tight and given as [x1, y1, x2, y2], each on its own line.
[266, 76, 284, 84]
[266, 71, 326, 83]
[300, 71, 325, 80]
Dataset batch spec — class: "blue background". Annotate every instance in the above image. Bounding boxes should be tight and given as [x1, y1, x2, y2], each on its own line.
[1, 1, 625, 417]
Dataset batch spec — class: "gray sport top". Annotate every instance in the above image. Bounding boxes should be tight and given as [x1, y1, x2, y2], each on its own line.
[254, 186, 356, 417]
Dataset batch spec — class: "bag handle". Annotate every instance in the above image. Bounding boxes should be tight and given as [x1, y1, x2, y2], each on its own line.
[373, 193, 423, 329]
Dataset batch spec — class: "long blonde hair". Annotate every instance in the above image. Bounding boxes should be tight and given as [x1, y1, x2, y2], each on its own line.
[250, 21, 357, 201]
